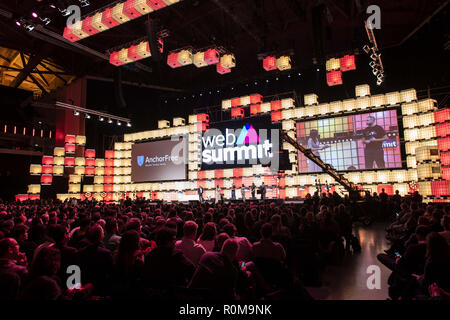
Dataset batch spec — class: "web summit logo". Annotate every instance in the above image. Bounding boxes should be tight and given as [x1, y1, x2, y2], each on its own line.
[202, 123, 273, 165]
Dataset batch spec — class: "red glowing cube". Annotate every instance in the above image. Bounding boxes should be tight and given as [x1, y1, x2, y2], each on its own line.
[442, 167, 450, 180]
[436, 123, 450, 138]
[127, 44, 143, 61]
[231, 108, 244, 118]
[204, 48, 219, 65]
[65, 135, 76, 144]
[85, 167, 95, 176]
[197, 171, 206, 180]
[104, 175, 114, 184]
[197, 113, 209, 122]
[340, 55, 356, 72]
[441, 151, 450, 166]
[64, 157, 75, 167]
[29, 194, 40, 200]
[105, 150, 115, 159]
[123, 0, 142, 19]
[85, 149, 95, 158]
[167, 52, 181, 68]
[65, 143, 75, 153]
[327, 70, 343, 86]
[102, 7, 121, 28]
[250, 94, 262, 104]
[438, 137, 450, 152]
[217, 62, 231, 74]
[110, 51, 124, 66]
[271, 111, 282, 122]
[147, 0, 166, 10]
[434, 108, 450, 123]
[104, 184, 114, 193]
[263, 56, 277, 71]
[270, 100, 282, 111]
[42, 156, 53, 166]
[63, 26, 80, 42]
[41, 175, 53, 185]
[42, 166, 53, 175]
[105, 159, 114, 167]
[85, 158, 95, 167]
[104, 167, 114, 176]
[431, 180, 450, 197]
[214, 170, 224, 179]
[250, 104, 261, 115]
[233, 168, 243, 177]
[81, 16, 99, 36]
[15, 194, 29, 202]
[231, 97, 241, 107]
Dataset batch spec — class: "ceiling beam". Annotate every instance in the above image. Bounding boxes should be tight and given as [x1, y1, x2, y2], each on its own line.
[10, 50, 46, 88]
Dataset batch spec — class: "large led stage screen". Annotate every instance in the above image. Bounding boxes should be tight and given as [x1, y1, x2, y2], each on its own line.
[201, 116, 281, 170]
[131, 138, 187, 182]
[296, 109, 402, 173]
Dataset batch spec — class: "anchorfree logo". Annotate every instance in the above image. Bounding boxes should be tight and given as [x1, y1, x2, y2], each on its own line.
[136, 154, 179, 167]
[201, 123, 273, 165]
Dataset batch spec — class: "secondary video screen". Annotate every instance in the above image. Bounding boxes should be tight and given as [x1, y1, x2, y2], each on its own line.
[131, 138, 187, 182]
[296, 109, 402, 173]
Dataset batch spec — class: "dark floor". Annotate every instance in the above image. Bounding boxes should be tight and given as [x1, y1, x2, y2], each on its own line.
[306, 223, 391, 300]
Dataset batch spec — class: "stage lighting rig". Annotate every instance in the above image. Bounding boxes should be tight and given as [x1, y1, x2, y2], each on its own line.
[79, 0, 90, 7]
[364, 19, 385, 86]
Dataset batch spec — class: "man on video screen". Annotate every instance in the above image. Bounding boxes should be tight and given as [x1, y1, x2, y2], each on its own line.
[362, 116, 388, 169]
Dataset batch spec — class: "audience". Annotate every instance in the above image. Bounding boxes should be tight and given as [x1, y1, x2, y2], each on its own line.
[0, 191, 448, 300]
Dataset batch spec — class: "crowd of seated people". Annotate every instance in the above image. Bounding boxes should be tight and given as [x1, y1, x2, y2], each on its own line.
[0, 190, 443, 300]
[377, 198, 450, 300]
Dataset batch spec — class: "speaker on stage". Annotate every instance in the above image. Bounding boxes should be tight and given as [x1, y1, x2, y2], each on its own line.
[146, 19, 162, 62]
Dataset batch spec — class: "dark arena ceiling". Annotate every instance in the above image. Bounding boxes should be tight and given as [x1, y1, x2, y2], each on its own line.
[0, 0, 449, 94]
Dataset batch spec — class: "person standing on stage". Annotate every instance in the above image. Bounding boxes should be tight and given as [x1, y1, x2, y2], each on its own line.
[362, 116, 387, 169]
[240, 185, 246, 202]
[307, 129, 329, 173]
[259, 182, 267, 200]
[251, 183, 256, 200]
[215, 185, 222, 203]
[198, 186, 204, 203]
[231, 184, 236, 200]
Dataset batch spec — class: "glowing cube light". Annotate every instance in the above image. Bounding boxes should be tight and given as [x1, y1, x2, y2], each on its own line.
[204, 48, 219, 65]
[137, 41, 151, 58]
[92, 12, 109, 32]
[54, 147, 65, 157]
[355, 84, 370, 97]
[263, 56, 277, 71]
[41, 175, 53, 185]
[123, 0, 143, 19]
[326, 58, 340, 71]
[70, 20, 89, 39]
[304, 94, 318, 106]
[63, 26, 80, 42]
[340, 54, 356, 71]
[217, 62, 231, 74]
[326, 70, 343, 86]
[75, 135, 86, 145]
[147, 0, 167, 10]
[81, 16, 100, 36]
[385, 92, 401, 105]
[177, 49, 193, 66]
[102, 7, 121, 28]
[112, 3, 131, 24]
[276, 56, 291, 71]
[193, 52, 207, 68]
[220, 54, 236, 69]
[400, 89, 417, 103]
[85, 149, 96, 158]
[167, 52, 181, 68]
[30, 164, 42, 175]
[42, 156, 53, 166]
[118, 48, 133, 64]
[110, 51, 124, 66]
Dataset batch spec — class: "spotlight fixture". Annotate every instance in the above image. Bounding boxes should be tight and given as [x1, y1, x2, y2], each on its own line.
[15, 20, 21, 26]
[85, 114, 91, 119]
[108, 118, 113, 124]
[49, 4, 56, 9]
[73, 111, 80, 116]
[39, 17, 51, 25]
[117, 121, 121, 126]
[370, 53, 380, 61]
[99, 116, 104, 121]
[127, 123, 131, 127]
[363, 45, 371, 54]
[31, 12, 38, 18]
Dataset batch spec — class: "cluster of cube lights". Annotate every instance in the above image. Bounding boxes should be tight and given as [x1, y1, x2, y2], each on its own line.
[63, 0, 182, 42]
[167, 48, 235, 75]
[109, 39, 162, 66]
[263, 56, 291, 71]
[325, 55, 356, 86]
